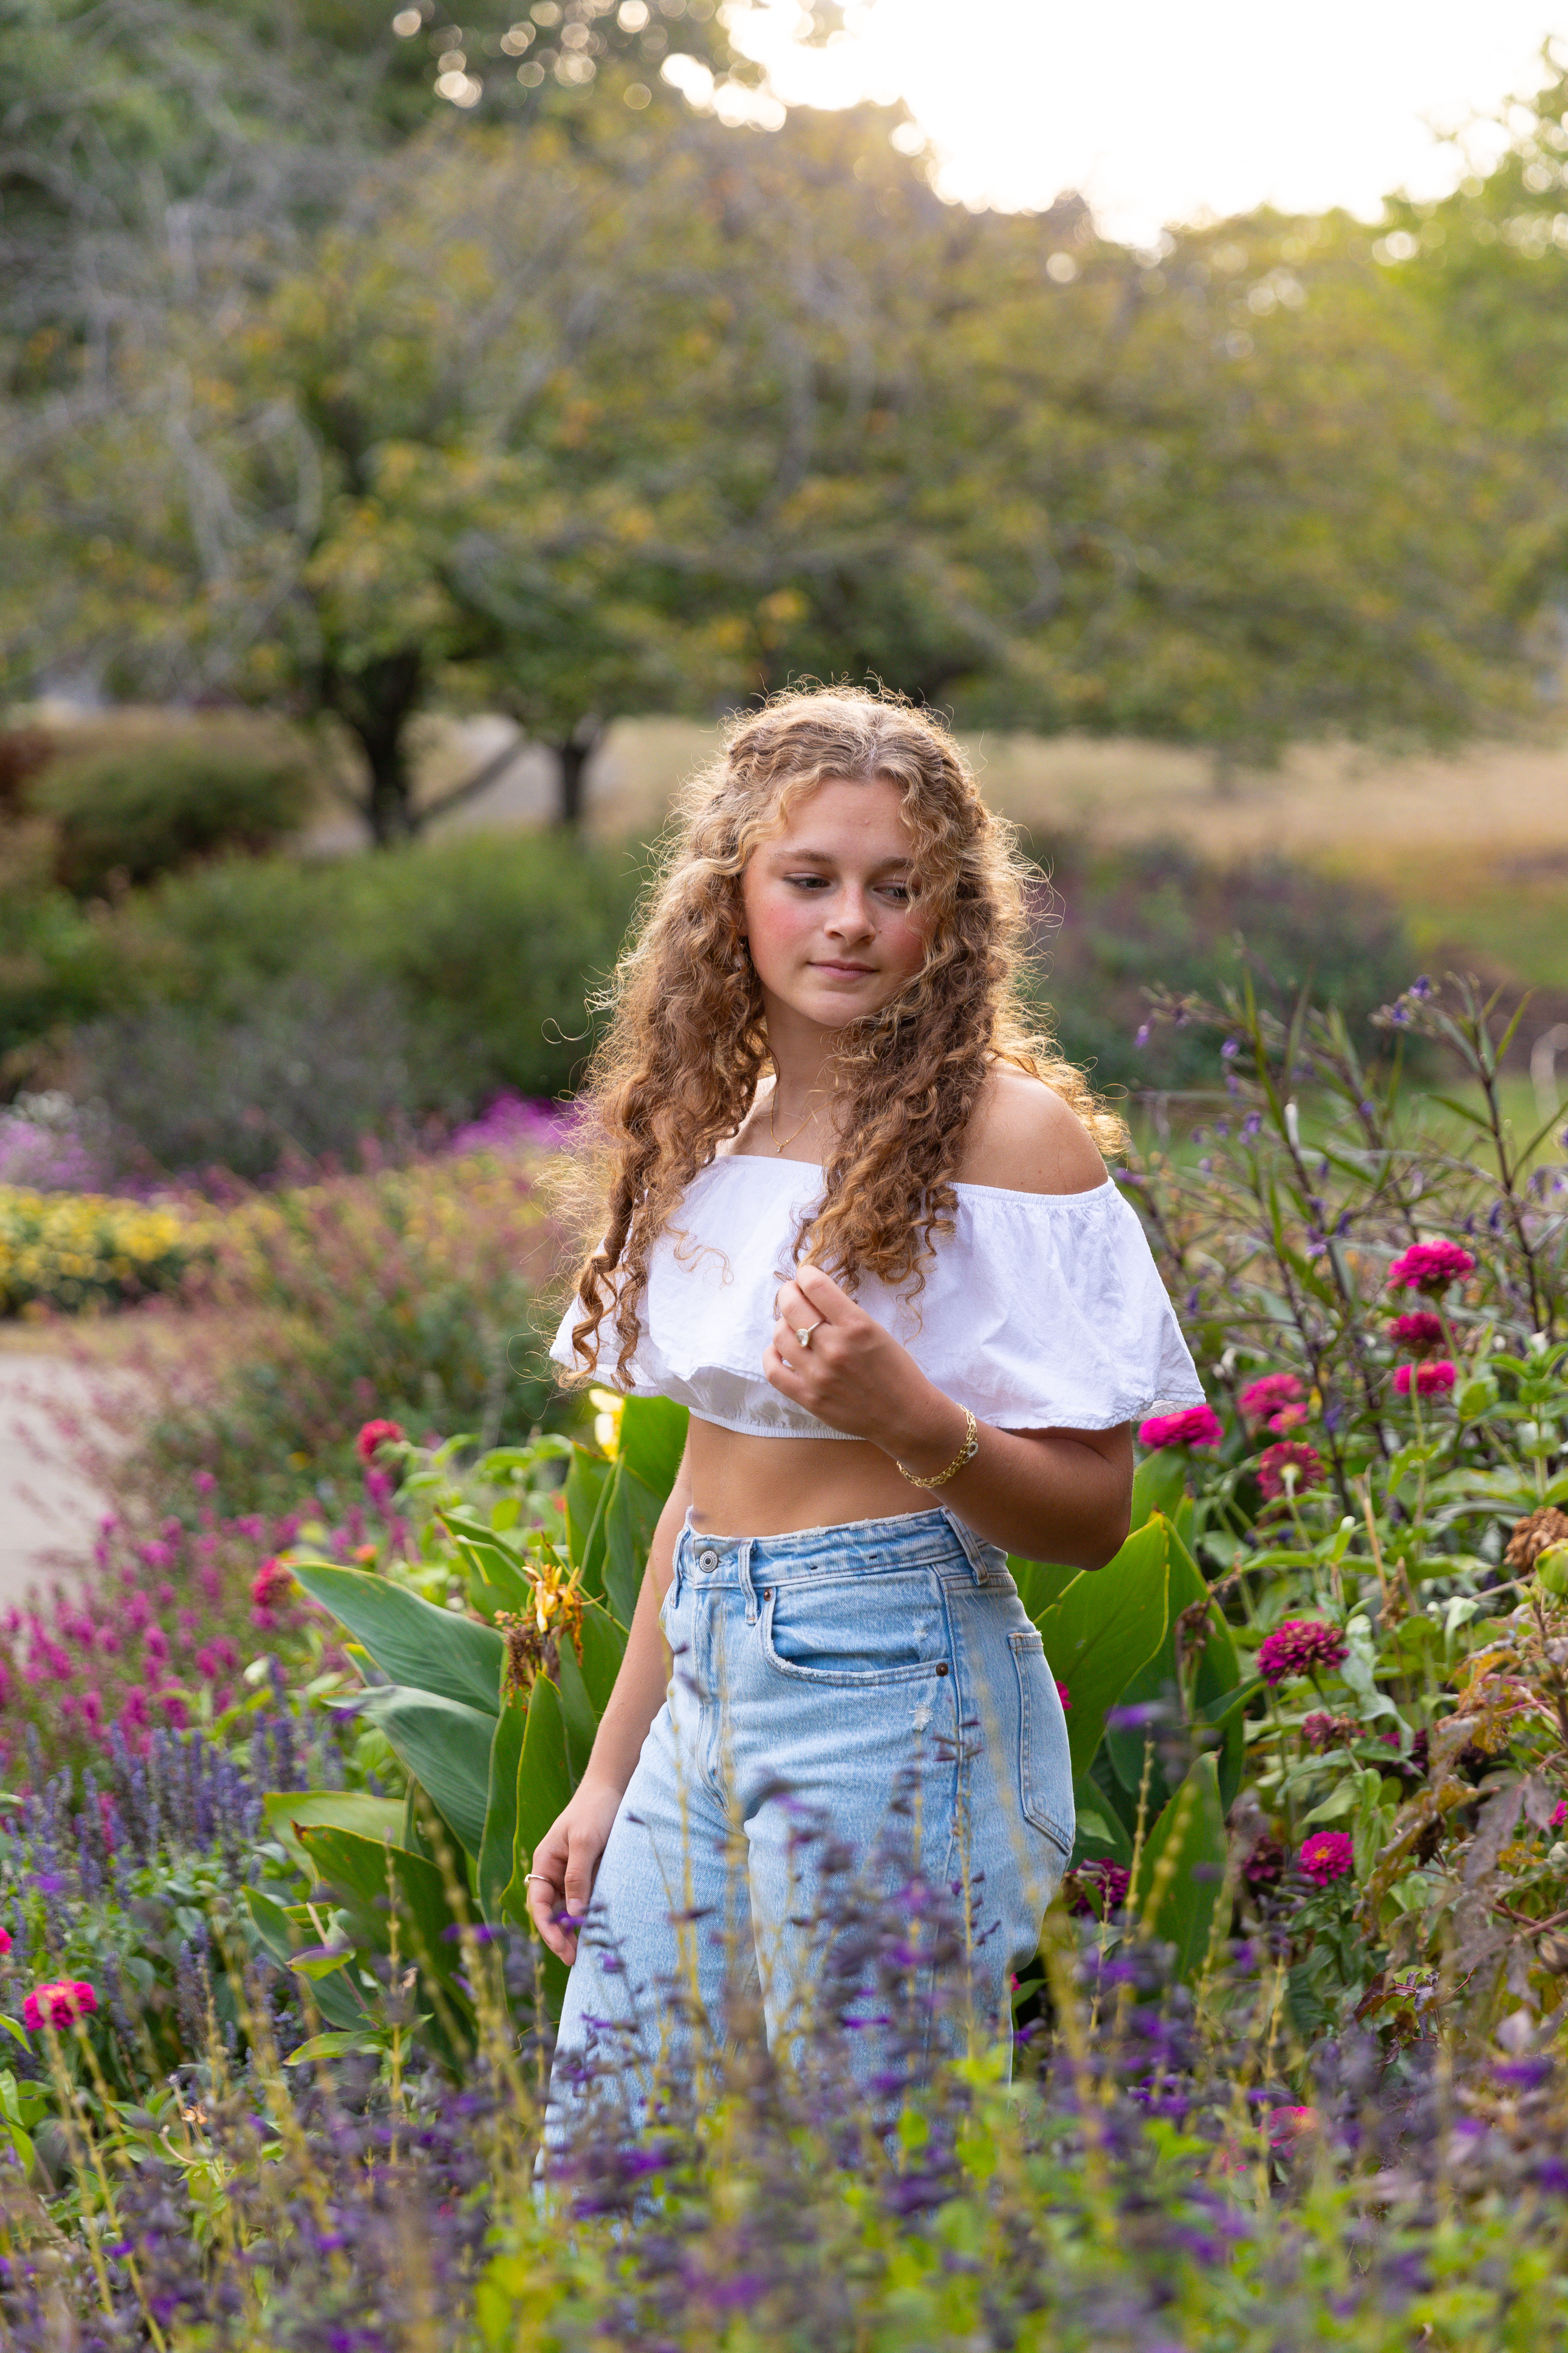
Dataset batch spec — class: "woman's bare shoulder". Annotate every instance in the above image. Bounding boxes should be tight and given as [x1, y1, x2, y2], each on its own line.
[954, 1068, 1108, 1197]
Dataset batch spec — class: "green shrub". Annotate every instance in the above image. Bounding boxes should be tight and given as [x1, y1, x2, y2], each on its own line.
[28, 727, 316, 895]
[1030, 836, 1418, 1095]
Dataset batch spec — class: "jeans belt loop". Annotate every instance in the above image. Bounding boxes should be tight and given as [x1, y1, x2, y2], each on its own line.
[738, 1537, 759, 1624]
[940, 1505, 991, 1585]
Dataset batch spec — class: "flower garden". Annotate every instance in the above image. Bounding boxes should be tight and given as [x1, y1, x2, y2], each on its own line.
[0, 973, 1566, 2347]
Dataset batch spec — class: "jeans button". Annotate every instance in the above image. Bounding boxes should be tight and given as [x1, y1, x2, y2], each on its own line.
[697, 1548, 719, 1573]
[936, 1661, 950, 1677]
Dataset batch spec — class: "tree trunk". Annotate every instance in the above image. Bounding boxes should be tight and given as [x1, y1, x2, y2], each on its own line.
[324, 650, 424, 846]
[553, 718, 603, 829]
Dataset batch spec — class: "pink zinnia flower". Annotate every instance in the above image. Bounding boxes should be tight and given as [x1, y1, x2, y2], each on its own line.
[23, 1979, 97, 2032]
[1065, 1860, 1131, 1918]
[1299, 1831, 1355, 1887]
[1552, 1800, 1566, 1832]
[1256, 1441, 1324, 1501]
[1055, 1680, 1071, 1711]
[0, 1926, 12, 1958]
[1394, 1359, 1456, 1398]
[1389, 1310, 1445, 1358]
[355, 1418, 405, 1465]
[250, 1559, 295, 1611]
[1256, 1618, 1349, 1686]
[1238, 1373, 1305, 1428]
[1138, 1404, 1224, 1451]
[1386, 1240, 1476, 1296]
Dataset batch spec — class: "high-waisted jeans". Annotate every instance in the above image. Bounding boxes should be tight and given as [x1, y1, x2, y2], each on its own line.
[547, 1505, 1074, 2129]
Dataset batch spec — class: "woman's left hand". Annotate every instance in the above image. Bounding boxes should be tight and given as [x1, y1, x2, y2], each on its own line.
[764, 1263, 936, 1452]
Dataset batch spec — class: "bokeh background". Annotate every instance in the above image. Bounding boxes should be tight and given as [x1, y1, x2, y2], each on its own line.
[5, 0, 1568, 1576]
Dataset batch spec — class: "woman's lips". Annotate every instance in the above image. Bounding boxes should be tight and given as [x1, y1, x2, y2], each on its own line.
[810, 960, 875, 977]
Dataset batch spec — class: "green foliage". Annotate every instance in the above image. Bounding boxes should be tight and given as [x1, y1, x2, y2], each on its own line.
[28, 729, 315, 895]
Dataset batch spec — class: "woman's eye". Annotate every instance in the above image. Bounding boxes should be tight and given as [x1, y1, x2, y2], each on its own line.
[786, 874, 829, 890]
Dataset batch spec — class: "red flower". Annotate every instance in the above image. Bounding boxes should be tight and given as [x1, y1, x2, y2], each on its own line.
[23, 1979, 97, 2032]
[1299, 1831, 1355, 1886]
[355, 1418, 405, 1465]
[1389, 1310, 1445, 1358]
[250, 1559, 295, 1611]
[1386, 1240, 1476, 1296]
[1394, 1360, 1456, 1399]
[1256, 1441, 1324, 1501]
[1238, 1373, 1305, 1429]
[1257, 1619, 1349, 1686]
[1138, 1404, 1224, 1451]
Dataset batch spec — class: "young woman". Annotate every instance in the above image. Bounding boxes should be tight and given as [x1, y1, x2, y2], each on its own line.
[531, 687, 1203, 2103]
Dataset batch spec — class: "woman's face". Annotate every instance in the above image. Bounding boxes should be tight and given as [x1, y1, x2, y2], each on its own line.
[739, 775, 933, 1033]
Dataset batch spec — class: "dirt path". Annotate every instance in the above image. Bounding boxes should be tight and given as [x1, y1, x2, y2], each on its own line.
[0, 1353, 118, 1604]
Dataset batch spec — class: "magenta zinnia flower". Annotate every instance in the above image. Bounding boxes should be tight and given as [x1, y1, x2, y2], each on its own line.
[1299, 1831, 1355, 1886]
[1256, 1618, 1349, 1686]
[1301, 1710, 1359, 1751]
[1394, 1359, 1456, 1398]
[1386, 1240, 1476, 1296]
[24, 1979, 97, 2032]
[1237, 1372, 1305, 1427]
[355, 1418, 405, 1464]
[1055, 1679, 1071, 1712]
[1256, 1441, 1324, 1501]
[250, 1559, 295, 1610]
[1138, 1404, 1224, 1451]
[1065, 1860, 1132, 1918]
[1389, 1310, 1444, 1357]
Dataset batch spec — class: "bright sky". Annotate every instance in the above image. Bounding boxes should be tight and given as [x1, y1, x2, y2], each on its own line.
[724, 1, 1568, 244]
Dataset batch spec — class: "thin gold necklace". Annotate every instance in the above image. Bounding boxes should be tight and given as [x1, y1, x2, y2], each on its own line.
[768, 1082, 820, 1156]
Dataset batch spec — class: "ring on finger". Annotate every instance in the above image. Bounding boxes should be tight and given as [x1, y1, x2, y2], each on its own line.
[795, 1319, 823, 1348]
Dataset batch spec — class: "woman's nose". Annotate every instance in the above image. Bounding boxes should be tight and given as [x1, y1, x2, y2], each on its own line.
[825, 887, 874, 938]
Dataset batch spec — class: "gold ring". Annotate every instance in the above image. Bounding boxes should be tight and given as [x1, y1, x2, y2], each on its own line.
[796, 1321, 821, 1348]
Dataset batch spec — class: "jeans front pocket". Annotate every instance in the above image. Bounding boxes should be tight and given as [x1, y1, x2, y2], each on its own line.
[759, 1572, 948, 1687]
[1010, 1627, 1074, 1855]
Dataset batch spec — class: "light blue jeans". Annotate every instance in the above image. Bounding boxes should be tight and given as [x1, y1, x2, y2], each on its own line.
[547, 1505, 1073, 2129]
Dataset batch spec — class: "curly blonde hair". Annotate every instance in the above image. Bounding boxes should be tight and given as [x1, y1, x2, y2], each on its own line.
[562, 685, 1123, 1386]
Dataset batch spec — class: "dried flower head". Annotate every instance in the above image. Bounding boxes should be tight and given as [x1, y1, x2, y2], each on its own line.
[1138, 1403, 1224, 1451]
[1257, 1619, 1349, 1686]
[496, 1553, 587, 1697]
[1299, 1831, 1355, 1887]
[1301, 1711, 1360, 1751]
[1389, 1310, 1445, 1358]
[1255, 1441, 1324, 1502]
[1394, 1359, 1457, 1398]
[1506, 1508, 1568, 1577]
[1386, 1240, 1476, 1296]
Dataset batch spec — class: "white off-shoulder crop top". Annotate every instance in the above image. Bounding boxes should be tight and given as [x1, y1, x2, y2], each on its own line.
[549, 1156, 1205, 1441]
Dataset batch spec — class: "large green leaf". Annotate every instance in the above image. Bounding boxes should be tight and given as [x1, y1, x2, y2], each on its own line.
[1105, 1527, 1246, 1811]
[564, 1447, 614, 1598]
[354, 1686, 495, 1858]
[1129, 1446, 1190, 1531]
[1008, 1558, 1078, 1621]
[439, 1510, 537, 1620]
[1071, 1772, 1133, 1864]
[505, 1677, 577, 2020]
[617, 1395, 688, 1501]
[1133, 1753, 1227, 1981]
[262, 1790, 409, 1877]
[577, 1599, 629, 1714]
[295, 1562, 503, 1716]
[553, 1639, 601, 1782]
[1033, 1517, 1172, 1781]
[478, 1689, 528, 1926]
[603, 1460, 660, 1630]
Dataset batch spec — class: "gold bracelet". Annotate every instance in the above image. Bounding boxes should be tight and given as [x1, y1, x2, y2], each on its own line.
[896, 1407, 979, 1490]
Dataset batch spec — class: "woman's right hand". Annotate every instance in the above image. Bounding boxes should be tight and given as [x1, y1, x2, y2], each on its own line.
[525, 1774, 626, 1964]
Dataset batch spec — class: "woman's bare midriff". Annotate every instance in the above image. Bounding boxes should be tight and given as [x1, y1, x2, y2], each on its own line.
[686, 1418, 941, 1539]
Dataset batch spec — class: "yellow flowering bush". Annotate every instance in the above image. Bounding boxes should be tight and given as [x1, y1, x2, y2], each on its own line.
[0, 1184, 205, 1316]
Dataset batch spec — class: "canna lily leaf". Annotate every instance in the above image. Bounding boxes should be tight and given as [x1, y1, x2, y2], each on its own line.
[1133, 1753, 1228, 1982]
[1031, 1517, 1172, 1782]
[352, 1686, 495, 1857]
[294, 1562, 504, 1716]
